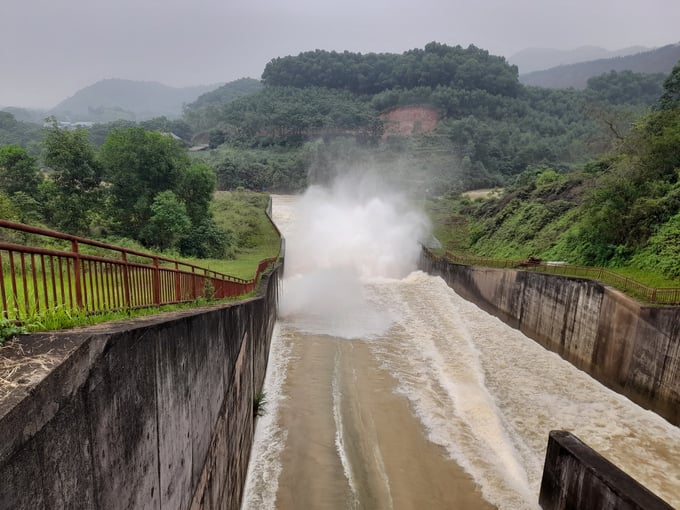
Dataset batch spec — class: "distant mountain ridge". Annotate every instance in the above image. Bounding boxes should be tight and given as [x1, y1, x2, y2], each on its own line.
[0, 106, 46, 124]
[184, 78, 262, 112]
[519, 43, 680, 89]
[509, 45, 650, 74]
[50, 79, 222, 122]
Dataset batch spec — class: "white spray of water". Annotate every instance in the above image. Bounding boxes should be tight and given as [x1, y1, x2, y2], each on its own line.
[280, 173, 430, 339]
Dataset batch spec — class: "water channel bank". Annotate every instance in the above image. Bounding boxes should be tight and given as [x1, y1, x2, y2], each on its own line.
[420, 250, 680, 426]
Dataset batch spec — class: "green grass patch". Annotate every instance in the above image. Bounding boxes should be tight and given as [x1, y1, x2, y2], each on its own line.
[202, 190, 281, 279]
[606, 266, 680, 288]
[0, 293, 253, 342]
[425, 195, 473, 253]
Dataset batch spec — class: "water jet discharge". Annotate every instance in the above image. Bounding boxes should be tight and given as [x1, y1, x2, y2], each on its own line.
[243, 178, 680, 510]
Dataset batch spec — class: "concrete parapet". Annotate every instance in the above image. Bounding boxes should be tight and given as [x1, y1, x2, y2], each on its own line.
[539, 430, 674, 510]
[420, 251, 680, 426]
[0, 265, 280, 510]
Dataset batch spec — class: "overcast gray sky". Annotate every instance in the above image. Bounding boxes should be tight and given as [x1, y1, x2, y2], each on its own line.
[2, 0, 679, 108]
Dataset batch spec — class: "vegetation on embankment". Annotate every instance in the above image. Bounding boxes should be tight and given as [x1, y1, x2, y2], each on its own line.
[189, 190, 281, 280]
[428, 62, 680, 287]
[1, 121, 232, 259]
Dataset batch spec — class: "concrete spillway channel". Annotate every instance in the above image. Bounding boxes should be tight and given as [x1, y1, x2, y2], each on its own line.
[242, 194, 680, 510]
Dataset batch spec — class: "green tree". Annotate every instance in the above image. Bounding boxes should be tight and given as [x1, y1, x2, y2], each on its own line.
[140, 191, 191, 250]
[9, 191, 43, 225]
[178, 218, 229, 258]
[657, 62, 680, 111]
[0, 192, 18, 222]
[0, 112, 43, 151]
[100, 127, 189, 238]
[0, 145, 41, 196]
[176, 163, 216, 224]
[44, 123, 101, 193]
[586, 70, 666, 105]
[43, 123, 102, 234]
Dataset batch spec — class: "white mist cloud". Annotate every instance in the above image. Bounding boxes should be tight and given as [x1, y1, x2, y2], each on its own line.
[279, 173, 430, 339]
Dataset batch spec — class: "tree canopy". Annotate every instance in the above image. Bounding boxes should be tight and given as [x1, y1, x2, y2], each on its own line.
[437, 65, 680, 278]
[100, 127, 189, 238]
[262, 42, 520, 97]
[0, 145, 41, 196]
[0, 112, 43, 153]
[657, 61, 680, 111]
[42, 123, 102, 234]
[585, 70, 667, 105]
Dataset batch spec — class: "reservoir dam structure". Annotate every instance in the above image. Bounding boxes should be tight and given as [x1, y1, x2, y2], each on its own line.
[243, 193, 680, 510]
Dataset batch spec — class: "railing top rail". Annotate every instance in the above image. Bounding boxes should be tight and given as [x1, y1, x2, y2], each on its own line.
[0, 199, 284, 322]
[0, 219, 263, 283]
[1, 219, 142, 256]
[425, 247, 680, 305]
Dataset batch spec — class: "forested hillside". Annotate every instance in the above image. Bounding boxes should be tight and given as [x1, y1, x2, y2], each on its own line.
[1, 42, 673, 196]
[430, 62, 680, 280]
[186, 42, 670, 193]
[261, 43, 520, 96]
[0, 107, 46, 124]
[183, 78, 263, 132]
[0, 112, 43, 154]
[520, 43, 680, 89]
[509, 45, 649, 74]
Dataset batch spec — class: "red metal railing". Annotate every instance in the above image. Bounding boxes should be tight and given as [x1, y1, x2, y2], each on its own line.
[422, 247, 680, 305]
[0, 219, 280, 320]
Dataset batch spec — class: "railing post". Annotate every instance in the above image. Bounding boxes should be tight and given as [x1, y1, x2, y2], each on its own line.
[71, 240, 83, 309]
[0, 252, 7, 318]
[153, 257, 161, 305]
[121, 252, 131, 308]
[174, 261, 181, 303]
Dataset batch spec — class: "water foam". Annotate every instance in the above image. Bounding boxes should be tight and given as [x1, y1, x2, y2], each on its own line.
[365, 272, 537, 508]
[364, 271, 680, 509]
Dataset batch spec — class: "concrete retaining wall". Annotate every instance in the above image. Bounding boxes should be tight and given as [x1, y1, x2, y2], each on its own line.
[539, 430, 674, 509]
[0, 265, 281, 510]
[420, 252, 680, 426]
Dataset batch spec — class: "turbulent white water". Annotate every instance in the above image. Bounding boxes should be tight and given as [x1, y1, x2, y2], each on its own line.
[242, 193, 680, 510]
